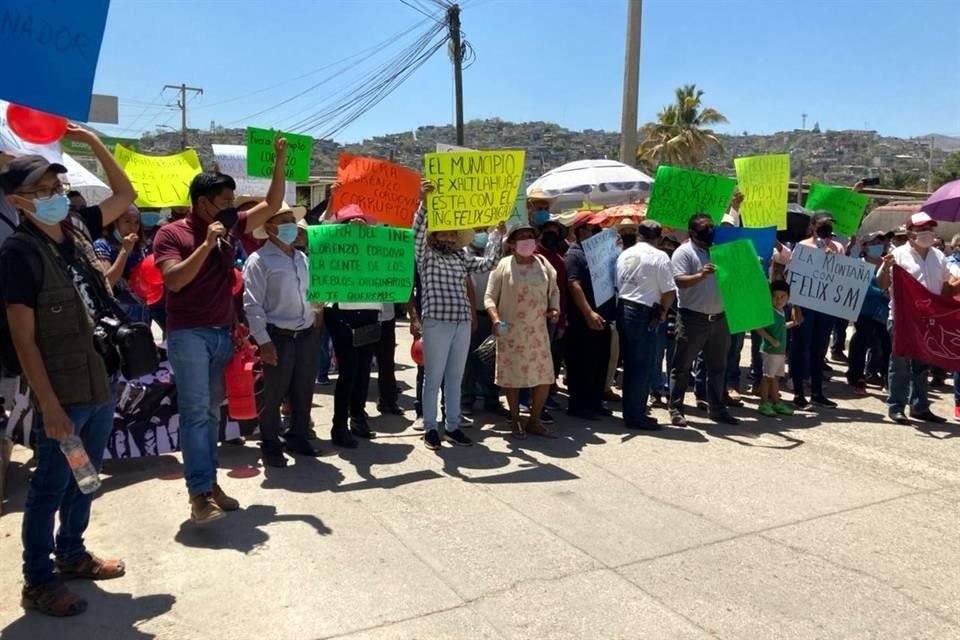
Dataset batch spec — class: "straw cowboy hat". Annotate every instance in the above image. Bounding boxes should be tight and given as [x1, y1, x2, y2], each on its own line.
[252, 202, 307, 239]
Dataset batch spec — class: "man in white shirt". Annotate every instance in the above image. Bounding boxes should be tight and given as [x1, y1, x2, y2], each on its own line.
[877, 212, 955, 425]
[615, 220, 676, 429]
[243, 204, 323, 467]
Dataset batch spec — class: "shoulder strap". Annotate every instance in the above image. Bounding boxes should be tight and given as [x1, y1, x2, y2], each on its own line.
[0, 210, 17, 232]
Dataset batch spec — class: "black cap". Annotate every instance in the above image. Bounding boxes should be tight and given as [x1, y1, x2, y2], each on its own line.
[0, 155, 67, 194]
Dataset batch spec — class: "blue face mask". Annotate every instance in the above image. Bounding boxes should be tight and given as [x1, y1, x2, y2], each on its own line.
[31, 193, 70, 225]
[471, 232, 488, 249]
[141, 212, 161, 227]
[533, 209, 551, 225]
[865, 244, 884, 258]
[275, 223, 299, 246]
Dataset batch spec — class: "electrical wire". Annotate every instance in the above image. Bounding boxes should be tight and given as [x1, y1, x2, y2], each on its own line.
[191, 17, 430, 114]
[399, 0, 441, 21]
[115, 89, 169, 135]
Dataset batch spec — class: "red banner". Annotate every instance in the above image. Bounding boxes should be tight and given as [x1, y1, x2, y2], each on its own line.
[892, 265, 960, 370]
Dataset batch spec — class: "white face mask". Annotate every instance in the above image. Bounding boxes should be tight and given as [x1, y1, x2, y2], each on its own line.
[914, 230, 936, 248]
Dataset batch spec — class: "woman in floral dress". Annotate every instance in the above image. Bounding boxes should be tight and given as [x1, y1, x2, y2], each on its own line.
[485, 225, 560, 437]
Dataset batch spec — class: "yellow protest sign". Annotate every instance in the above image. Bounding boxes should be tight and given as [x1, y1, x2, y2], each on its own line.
[423, 150, 525, 231]
[734, 154, 790, 230]
[113, 145, 202, 207]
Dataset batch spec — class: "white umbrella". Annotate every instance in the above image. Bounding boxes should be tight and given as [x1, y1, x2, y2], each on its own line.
[527, 159, 653, 211]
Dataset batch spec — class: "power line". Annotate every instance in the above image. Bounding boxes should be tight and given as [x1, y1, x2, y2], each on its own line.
[399, 0, 442, 21]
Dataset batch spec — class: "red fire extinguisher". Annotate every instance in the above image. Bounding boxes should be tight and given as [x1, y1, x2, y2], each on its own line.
[224, 325, 260, 420]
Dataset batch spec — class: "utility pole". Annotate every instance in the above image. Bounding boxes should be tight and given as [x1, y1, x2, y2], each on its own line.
[618, 0, 642, 167]
[801, 113, 807, 130]
[928, 135, 935, 192]
[447, 4, 465, 146]
[163, 83, 203, 150]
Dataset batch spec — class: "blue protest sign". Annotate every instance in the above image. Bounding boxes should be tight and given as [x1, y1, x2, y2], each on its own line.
[715, 225, 777, 261]
[0, 0, 111, 120]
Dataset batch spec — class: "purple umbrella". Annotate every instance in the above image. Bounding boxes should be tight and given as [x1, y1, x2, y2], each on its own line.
[921, 179, 960, 222]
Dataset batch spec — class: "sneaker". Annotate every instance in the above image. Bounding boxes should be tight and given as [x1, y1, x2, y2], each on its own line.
[772, 402, 795, 416]
[670, 411, 687, 427]
[190, 493, 226, 525]
[519, 402, 530, 413]
[853, 383, 867, 395]
[424, 429, 442, 450]
[909, 410, 947, 424]
[413, 417, 425, 431]
[460, 402, 475, 417]
[316, 376, 331, 386]
[444, 429, 473, 447]
[955, 406, 960, 421]
[540, 409, 555, 425]
[811, 395, 838, 408]
[758, 402, 777, 417]
[212, 484, 240, 511]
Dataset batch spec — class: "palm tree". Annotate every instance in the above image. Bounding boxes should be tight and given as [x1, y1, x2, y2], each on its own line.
[637, 84, 728, 170]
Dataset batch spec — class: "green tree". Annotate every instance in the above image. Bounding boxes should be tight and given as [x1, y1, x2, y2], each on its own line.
[637, 84, 728, 170]
[932, 151, 960, 189]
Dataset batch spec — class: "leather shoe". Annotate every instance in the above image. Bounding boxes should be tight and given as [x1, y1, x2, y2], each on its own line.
[626, 416, 661, 431]
[888, 411, 910, 425]
[350, 418, 376, 439]
[284, 437, 323, 457]
[910, 410, 947, 424]
[330, 427, 358, 449]
[710, 412, 740, 425]
[670, 412, 687, 427]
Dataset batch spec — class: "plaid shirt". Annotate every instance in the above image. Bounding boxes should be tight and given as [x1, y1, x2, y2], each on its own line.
[414, 207, 502, 322]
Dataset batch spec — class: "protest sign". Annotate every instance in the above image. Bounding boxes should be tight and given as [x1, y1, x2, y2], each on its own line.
[331, 153, 421, 227]
[734, 154, 790, 230]
[892, 266, 960, 370]
[0, 0, 109, 121]
[423, 150, 525, 231]
[114, 145, 202, 207]
[246, 127, 312, 183]
[62, 136, 139, 156]
[804, 183, 869, 237]
[306, 224, 414, 303]
[714, 225, 777, 262]
[786, 244, 873, 321]
[507, 183, 527, 229]
[212, 144, 296, 203]
[582, 227, 619, 306]
[645, 166, 737, 228]
[710, 239, 774, 333]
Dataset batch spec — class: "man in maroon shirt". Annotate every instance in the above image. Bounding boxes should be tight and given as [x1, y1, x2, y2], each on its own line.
[153, 136, 288, 524]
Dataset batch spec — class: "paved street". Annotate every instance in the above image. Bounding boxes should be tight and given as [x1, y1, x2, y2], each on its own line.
[2, 327, 959, 639]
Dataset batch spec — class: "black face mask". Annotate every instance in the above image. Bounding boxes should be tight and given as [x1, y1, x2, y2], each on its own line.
[694, 226, 715, 246]
[815, 224, 834, 239]
[215, 207, 239, 229]
[435, 241, 457, 255]
[621, 234, 638, 248]
[539, 231, 561, 250]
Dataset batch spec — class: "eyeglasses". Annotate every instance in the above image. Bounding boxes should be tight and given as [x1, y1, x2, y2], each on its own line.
[20, 182, 64, 199]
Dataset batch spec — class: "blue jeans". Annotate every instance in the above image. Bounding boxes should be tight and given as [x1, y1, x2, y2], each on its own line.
[654, 321, 674, 393]
[22, 399, 115, 587]
[886, 321, 929, 414]
[315, 327, 331, 381]
[166, 327, 233, 496]
[618, 301, 658, 426]
[422, 318, 471, 432]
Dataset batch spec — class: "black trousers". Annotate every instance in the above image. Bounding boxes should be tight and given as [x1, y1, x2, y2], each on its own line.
[260, 326, 320, 453]
[670, 310, 731, 415]
[847, 316, 891, 384]
[325, 307, 377, 430]
[565, 319, 610, 414]
[375, 319, 398, 406]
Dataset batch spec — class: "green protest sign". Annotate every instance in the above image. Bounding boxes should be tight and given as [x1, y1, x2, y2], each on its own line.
[804, 183, 869, 237]
[710, 239, 773, 334]
[306, 224, 414, 303]
[645, 166, 737, 228]
[735, 154, 790, 230]
[246, 127, 312, 183]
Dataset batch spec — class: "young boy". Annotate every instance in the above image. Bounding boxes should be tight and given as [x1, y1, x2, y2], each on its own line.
[756, 281, 798, 416]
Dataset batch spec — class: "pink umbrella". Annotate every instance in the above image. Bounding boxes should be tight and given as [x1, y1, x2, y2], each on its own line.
[921, 179, 960, 222]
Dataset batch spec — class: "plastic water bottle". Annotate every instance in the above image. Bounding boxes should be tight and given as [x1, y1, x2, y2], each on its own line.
[60, 435, 101, 494]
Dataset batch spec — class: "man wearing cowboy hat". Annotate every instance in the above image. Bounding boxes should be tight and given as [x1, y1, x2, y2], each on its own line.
[878, 212, 959, 425]
[526, 189, 557, 227]
[243, 203, 323, 468]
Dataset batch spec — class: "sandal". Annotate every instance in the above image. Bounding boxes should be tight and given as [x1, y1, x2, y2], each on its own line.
[56, 552, 126, 581]
[22, 581, 88, 617]
[526, 420, 556, 438]
[510, 420, 527, 439]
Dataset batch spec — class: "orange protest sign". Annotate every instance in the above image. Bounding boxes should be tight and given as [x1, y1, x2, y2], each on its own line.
[331, 153, 421, 227]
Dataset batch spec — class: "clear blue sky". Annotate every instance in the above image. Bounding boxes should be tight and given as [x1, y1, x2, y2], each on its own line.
[93, 0, 960, 142]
